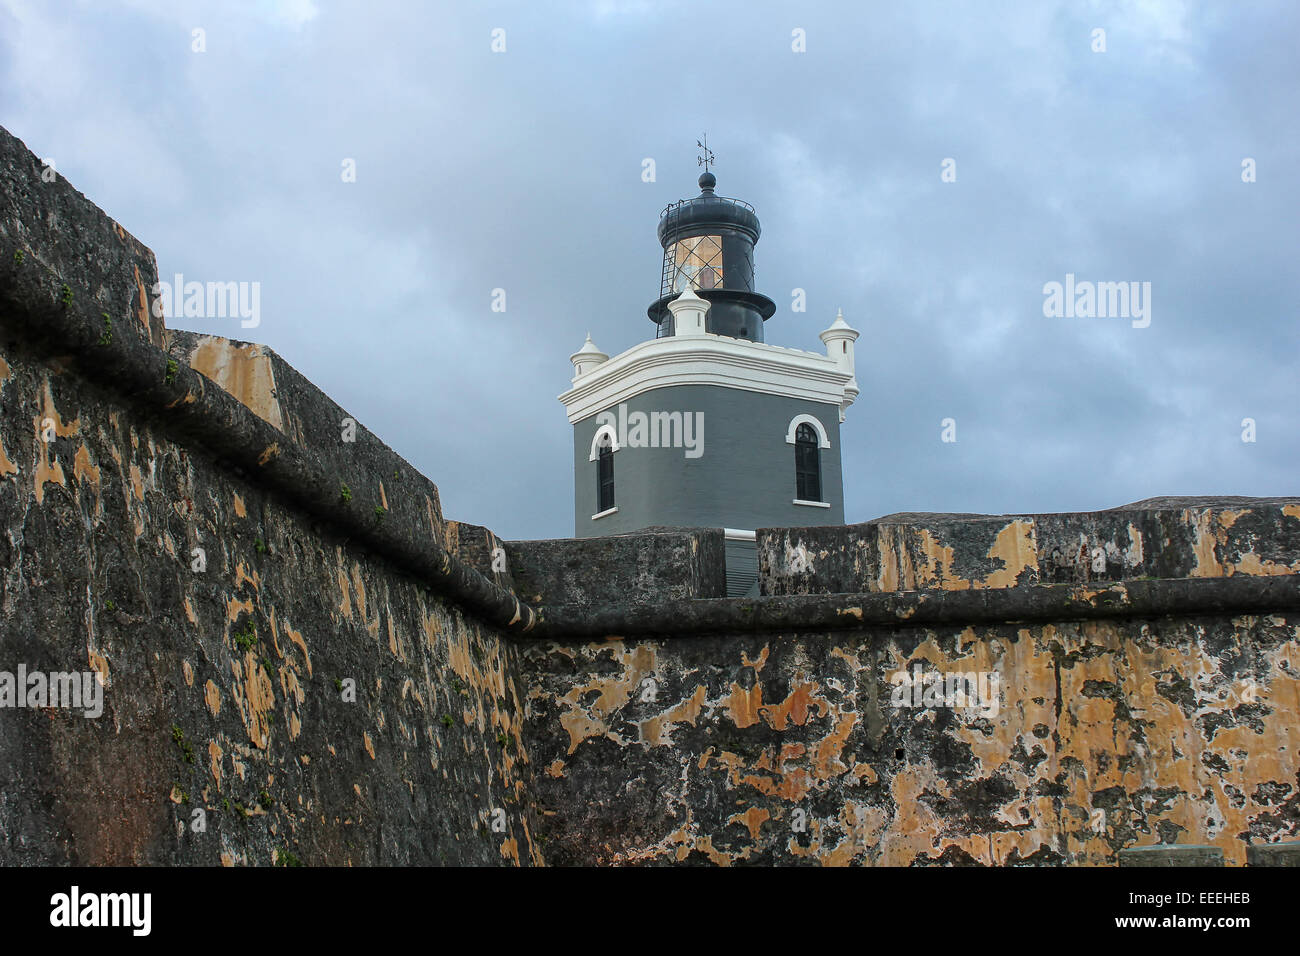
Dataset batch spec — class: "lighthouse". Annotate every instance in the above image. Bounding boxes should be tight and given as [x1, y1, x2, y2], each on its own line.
[558, 165, 860, 595]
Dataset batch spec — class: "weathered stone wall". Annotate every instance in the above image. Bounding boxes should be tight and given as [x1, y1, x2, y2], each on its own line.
[2, 122, 1297, 867]
[0, 332, 542, 865]
[519, 606, 1298, 865]
[520, 507, 1300, 865]
[0, 126, 541, 866]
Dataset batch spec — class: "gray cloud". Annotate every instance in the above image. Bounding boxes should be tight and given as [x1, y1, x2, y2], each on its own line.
[2, 0, 1295, 538]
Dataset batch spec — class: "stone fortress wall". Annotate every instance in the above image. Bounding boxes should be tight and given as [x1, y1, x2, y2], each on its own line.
[1, 125, 1296, 866]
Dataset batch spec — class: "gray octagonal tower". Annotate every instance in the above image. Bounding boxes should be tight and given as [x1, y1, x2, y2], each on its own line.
[560, 171, 860, 595]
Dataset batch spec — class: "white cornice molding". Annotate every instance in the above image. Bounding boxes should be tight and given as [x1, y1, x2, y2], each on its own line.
[558, 334, 856, 424]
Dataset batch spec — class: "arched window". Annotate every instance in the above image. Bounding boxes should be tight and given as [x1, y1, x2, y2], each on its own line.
[794, 423, 821, 502]
[597, 438, 615, 513]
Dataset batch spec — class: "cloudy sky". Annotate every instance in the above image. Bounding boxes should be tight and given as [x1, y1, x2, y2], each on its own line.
[1, 0, 1295, 540]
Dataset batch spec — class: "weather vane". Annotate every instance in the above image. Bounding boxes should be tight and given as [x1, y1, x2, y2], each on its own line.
[696, 134, 715, 173]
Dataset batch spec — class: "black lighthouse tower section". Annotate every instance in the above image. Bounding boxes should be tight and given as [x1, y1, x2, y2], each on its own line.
[648, 172, 778, 342]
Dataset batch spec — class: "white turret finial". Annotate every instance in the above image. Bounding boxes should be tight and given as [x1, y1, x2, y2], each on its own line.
[820, 307, 858, 343]
[823, 307, 854, 334]
[667, 285, 711, 337]
[569, 332, 609, 378]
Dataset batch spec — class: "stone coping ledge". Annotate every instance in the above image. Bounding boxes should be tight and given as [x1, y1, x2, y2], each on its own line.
[527, 574, 1300, 639]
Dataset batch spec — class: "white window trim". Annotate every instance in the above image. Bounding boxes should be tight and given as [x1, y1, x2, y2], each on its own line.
[588, 424, 620, 461]
[591, 506, 619, 520]
[724, 528, 756, 541]
[793, 499, 830, 508]
[786, 413, 830, 448]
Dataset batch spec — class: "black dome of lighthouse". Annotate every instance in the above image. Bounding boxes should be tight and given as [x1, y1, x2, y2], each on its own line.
[657, 172, 763, 247]
[649, 173, 776, 342]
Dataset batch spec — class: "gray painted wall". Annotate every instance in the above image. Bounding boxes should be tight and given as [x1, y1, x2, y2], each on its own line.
[572, 383, 845, 537]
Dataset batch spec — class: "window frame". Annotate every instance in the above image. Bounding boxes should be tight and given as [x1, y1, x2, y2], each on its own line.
[785, 414, 829, 506]
[794, 423, 822, 503]
[597, 440, 615, 513]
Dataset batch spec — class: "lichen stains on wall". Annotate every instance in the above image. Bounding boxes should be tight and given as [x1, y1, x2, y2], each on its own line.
[1189, 508, 1300, 578]
[522, 615, 1299, 866]
[0, 354, 19, 479]
[871, 520, 1039, 593]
